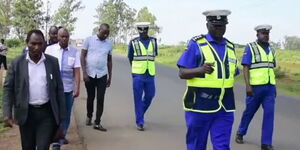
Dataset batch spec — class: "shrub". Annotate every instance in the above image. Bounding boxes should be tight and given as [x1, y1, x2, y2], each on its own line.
[6, 38, 24, 48]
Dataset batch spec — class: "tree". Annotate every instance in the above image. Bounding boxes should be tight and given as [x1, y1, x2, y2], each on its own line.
[94, 0, 136, 43]
[269, 41, 281, 50]
[12, 0, 44, 39]
[283, 36, 300, 50]
[52, 0, 84, 34]
[0, 0, 13, 38]
[135, 7, 159, 36]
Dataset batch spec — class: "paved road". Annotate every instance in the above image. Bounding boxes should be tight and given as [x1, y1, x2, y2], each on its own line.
[73, 55, 300, 150]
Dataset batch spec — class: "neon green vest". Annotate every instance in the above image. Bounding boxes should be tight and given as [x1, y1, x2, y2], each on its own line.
[131, 39, 156, 76]
[184, 36, 237, 113]
[248, 42, 276, 85]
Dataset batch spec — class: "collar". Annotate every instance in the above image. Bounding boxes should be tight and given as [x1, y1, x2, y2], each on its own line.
[205, 33, 226, 45]
[26, 53, 46, 65]
[95, 35, 107, 42]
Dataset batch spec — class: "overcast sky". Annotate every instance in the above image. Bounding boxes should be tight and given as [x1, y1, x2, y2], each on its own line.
[45, 0, 299, 45]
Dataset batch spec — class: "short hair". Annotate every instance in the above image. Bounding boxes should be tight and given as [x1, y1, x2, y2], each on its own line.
[100, 23, 110, 29]
[0, 39, 4, 43]
[26, 29, 45, 43]
[49, 26, 58, 31]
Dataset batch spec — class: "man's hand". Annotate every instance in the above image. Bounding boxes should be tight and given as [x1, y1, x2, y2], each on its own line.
[3, 117, 14, 128]
[246, 85, 254, 96]
[199, 63, 214, 74]
[106, 78, 111, 88]
[73, 88, 80, 98]
[83, 73, 90, 82]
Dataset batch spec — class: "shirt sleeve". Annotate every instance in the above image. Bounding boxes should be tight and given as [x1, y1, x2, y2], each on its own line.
[241, 45, 252, 66]
[82, 37, 89, 50]
[108, 41, 113, 55]
[128, 40, 134, 61]
[177, 40, 201, 68]
[74, 49, 81, 68]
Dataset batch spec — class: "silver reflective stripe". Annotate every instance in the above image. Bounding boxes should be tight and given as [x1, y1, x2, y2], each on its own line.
[133, 40, 142, 56]
[151, 39, 156, 56]
[250, 42, 261, 62]
[250, 62, 274, 69]
[133, 56, 155, 61]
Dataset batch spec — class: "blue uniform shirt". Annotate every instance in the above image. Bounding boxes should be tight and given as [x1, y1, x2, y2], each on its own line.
[128, 37, 158, 62]
[241, 42, 275, 66]
[177, 33, 239, 75]
[177, 33, 238, 112]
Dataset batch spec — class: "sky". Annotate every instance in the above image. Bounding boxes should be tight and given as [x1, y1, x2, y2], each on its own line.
[45, 0, 300, 45]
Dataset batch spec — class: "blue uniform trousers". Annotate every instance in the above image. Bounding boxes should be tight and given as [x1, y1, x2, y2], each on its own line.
[185, 109, 234, 150]
[132, 72, 155, 126]
[237, 84, 276, 145]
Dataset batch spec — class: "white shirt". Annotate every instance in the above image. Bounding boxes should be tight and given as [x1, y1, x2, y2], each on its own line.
[26, 53, 49, 105]
[83, 35, 113, 78]
[0, 43, 7, 56]
[45, 43, 81, 92]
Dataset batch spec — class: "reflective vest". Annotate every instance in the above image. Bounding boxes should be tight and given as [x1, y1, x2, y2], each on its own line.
[248, 42, 276, 85]
[183, 36, 237, 113]
[131, 38, 157, 76]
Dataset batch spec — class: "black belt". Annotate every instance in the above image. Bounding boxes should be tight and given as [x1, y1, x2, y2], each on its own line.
[29, 102, 50, 109]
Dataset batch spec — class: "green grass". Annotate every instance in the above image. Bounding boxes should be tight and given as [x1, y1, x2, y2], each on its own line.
[114, 44, 300, 98]
[0, 46, 23, 132]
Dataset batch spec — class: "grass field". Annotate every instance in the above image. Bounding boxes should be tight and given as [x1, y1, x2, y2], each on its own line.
[0, 46, 23, 132]
[113, 44, 300, 98]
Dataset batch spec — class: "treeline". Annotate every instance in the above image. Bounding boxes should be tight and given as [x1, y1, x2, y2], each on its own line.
[0, 0, 159, 44]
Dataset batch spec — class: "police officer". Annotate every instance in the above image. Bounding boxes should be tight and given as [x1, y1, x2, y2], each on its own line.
[235, 25, 276, 150]
[128, 22, 158, 131]
[177, 10, 238, 150]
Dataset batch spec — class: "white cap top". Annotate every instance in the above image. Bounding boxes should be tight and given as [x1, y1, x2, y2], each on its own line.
[135, 22, 151, 28]
[254, 24, 272, 31]
[202, 10, 231, 18]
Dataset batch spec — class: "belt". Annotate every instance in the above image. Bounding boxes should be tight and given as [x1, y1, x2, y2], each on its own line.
[29, 102, 50, 109]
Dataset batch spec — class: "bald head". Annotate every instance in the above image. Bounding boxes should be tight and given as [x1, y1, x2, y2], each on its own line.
[58, 27, 70, 48]
[48, 26, 58, 44]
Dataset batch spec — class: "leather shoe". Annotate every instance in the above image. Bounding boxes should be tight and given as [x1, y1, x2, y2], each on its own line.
[86, 117, 92, 126]
[136, 124, 144, 131]
[261, 144, 274, 150]
[235, 133, 244, 144]
[94, 124, 107, 132]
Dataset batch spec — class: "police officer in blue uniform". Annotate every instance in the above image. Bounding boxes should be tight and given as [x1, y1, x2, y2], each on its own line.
[128, 22, 158, 131]
[235, 25, 276, 150]
[177, 10, 238, 150]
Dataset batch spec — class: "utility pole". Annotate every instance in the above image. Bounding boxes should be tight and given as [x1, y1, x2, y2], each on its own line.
[45, 0, 50, 43]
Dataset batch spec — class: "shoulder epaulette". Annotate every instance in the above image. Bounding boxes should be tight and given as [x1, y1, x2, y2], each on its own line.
[191, 35, 205, 41]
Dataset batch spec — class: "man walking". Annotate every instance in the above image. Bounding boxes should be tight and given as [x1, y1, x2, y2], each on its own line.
[0, 39, 8, 70]
[3, 29, 66, 150]
[45, 27, 80, 149]
[177, 10, 238, 150]
[235, 25, 276, 150]
[81, 23, 113, 131]
[127, 22, 158, 131]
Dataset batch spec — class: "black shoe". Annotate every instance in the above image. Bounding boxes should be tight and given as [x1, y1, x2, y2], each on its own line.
[86, 117, 92, 126]
[52, 145, 61, 150]
[63, 137, 69, 145]
[136, 124, 144, 131]
[261, 144, 274, 150]
[235, 133, 244, 144]
[94, 124, 107, 132]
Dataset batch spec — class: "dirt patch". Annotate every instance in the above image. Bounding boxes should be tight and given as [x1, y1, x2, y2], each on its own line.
[0, 114, 85, 150]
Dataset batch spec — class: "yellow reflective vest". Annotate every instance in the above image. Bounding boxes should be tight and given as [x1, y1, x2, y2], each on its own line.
[248, 42, 276, 85]
[183, 36, 237, 113]
[131, 38, 157, 76]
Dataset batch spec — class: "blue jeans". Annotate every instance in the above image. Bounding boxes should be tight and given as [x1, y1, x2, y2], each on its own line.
[53, 92, 74, 146]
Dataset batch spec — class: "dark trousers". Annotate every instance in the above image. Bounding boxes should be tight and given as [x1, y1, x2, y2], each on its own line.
[19, 103, 57, 150]
[85, 75, 107, 124]
[0, 55, 7, 70]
